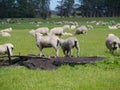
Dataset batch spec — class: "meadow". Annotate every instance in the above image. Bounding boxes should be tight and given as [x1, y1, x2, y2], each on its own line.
[0, 17, 120, 90]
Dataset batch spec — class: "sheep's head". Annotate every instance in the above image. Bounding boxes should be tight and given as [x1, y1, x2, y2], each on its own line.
[112, 42, 118, 50]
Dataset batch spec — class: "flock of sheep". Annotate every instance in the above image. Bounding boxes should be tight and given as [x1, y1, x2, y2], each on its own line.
[0, 19, 120, 57]
[31, 26, 81, 57]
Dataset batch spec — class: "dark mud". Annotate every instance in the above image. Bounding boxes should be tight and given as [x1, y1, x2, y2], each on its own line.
[0, 56, 105, 70]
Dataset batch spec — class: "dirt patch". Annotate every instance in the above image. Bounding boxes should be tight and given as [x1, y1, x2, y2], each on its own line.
[0, 56, 105, 70]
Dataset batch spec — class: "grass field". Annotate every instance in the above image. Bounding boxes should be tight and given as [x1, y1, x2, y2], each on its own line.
[0, 17, 120, 90]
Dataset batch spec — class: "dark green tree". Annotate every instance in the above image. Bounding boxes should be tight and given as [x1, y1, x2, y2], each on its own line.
[36, 0, 51, 19]
[56, 0, 74, 17]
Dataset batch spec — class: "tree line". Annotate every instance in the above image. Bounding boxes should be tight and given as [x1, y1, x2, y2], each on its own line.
[56, 0, 120, 17]
[0, 0, 51, 19]
[0, 0, 120, 19]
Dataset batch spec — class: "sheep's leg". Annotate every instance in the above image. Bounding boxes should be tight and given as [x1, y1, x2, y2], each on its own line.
[39, 48, 43, 57]
[54, 47, 59, 57]
[113, 48, 119, 55]
[75, 43, 80, 57]
[69, 49, 72, 57]
[76, 47, 80, 57]
[63, 50, 67, 56]
[56, 48, 59, 57]
[63, 50, 65, 56]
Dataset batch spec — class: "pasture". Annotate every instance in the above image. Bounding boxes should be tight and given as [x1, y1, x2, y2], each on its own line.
[0, 17, 120, 90]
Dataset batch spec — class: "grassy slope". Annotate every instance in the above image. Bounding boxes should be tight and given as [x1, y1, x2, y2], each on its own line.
[0, 17, 120, 90]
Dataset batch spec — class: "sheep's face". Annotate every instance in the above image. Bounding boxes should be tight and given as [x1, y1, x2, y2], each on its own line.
[111, 41, 119, 51]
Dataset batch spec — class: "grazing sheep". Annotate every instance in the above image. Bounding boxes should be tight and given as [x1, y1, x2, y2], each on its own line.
[96, 21, 107, 26]
[63, 25, 70, 30]
[29, 27, 49, 37]
[50, 27, 64, 36]
[108, 26, 117, 30]
[111, 20, 116, 25]
[1, 27, 12, 32]
[35, 33, 60, 57]
[0, 43, 14, 56]
[35, 27, 49, 35]
[87, 25, 93, 29]
[63, 32, 73, 36]
[75, 26, 87, 35]
[29, 29, 36, 37]
[116, 24, 120, 29]
[0, 31, 11, 37]
[59, 37, 80, 57]
[105, 34, 120, 54]
[71, 25, 76, 30]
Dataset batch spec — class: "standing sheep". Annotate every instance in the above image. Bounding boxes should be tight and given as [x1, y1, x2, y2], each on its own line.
[0, 43, 14, 56]
[59, 37, 80, 57]
[35, 33, 60, 57]
[105, 34, 120, 54]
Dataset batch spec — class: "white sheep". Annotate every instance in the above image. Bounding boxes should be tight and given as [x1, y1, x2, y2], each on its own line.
[63, 32, 73, 36]
[35, 27, 49, 35]
[35, 33, 60, 57]
[116, 24, 120, 29]
[29, 29, 36, 37]
[108, 26, 117, 30]
[0, 43, 14, 56]
[105, 34, 120, 54]
[59, 37, 80, 57]
[63, 25, 70, 30]
[50, 27, 64, 36]
[1, 27, 12, 32]
[71, 25, 76, 30]
[75, 26, 87, 35]
[87, 25, 93, 29]
[0, 31, 11, 37]
[29, 27, 49, 37]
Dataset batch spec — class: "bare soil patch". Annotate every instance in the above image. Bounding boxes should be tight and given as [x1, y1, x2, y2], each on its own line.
[0, 56, 105, 70]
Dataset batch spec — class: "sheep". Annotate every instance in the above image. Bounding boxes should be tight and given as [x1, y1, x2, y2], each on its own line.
[108, 25, 117, 30]
[62, 25, 70, 30]
[105, 34, 120, 54]
[35, 32, 60, 57]
[0, 31, 11, 37]
[50, 27, 64, 36]
[29, 29, 36, 37]
[0, 43, 14, 56]
[29, 27, 49, 37]
[71, 25, 76, 30]
[63, 32, 73, 36]
[87, 25, 93, 29]
[75, 26, 87, 35]
[1, 27, 12, 32]
[116, 24, 120, 29]
[59, 37, 80, 57]
[35, 27, 49, 35]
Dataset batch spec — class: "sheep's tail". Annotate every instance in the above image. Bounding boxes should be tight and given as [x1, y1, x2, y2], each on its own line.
[74, 40, 78, 46]
[74, 40, 80, 50]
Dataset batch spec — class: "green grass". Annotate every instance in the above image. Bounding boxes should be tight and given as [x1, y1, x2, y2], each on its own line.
[0, 17, 120, 90]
